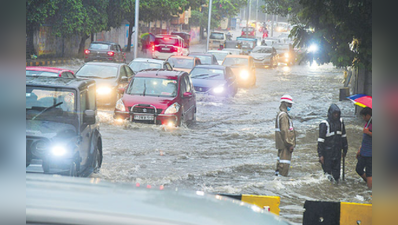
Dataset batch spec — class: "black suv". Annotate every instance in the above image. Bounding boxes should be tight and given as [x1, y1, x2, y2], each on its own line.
[84, 41, 126, 63]
[26, 77, 103, 177]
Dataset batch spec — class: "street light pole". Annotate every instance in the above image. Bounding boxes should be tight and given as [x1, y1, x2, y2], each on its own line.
[245, 0, 250, 38]
[255, 0, 258, 30]
[133, 0, 139, 59]
[206, 0, 213, 52]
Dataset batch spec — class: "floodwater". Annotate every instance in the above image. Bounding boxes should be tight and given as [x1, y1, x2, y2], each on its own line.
[57, 58, 371, 224]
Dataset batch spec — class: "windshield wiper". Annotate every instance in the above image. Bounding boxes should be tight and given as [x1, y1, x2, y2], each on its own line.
[192, 73, 210, 79]
[32, 102, 63, 120]
[78, 75, 103, 78]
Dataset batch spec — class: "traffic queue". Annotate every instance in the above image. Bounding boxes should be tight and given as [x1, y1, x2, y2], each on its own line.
[25, 29, 296, 178]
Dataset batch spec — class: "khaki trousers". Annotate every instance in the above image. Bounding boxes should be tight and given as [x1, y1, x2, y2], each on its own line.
[276, 147, 292, 176]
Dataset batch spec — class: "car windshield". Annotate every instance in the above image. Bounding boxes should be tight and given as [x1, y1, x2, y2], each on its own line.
[89, 43, 110, 50]
[26, 86, 76, 121]
[154, 37, 178, 46]
[26, 70, 59, 77]
[167, 58, 194, 69]
[189, 55, 211, 64]
[209, 52, 228, 62]
[127, 77, 178, 97]
[76, 64, 118, 78]
[129, 61, 162, 72]
[190, 68, 225, 80]
[210, 33, 224, 40]
[222, 57, 248, 67]
[252, 47, 273, 53]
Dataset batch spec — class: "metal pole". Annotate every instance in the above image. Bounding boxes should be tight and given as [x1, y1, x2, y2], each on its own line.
[133, 0, 139, 59]
[271, 14, 274, 37]
[255, 0, 258, 30]
[245, 0, 250, 38]
[206, 0, 213, 52]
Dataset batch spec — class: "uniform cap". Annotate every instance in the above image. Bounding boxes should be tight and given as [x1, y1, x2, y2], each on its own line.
[280, 94, 294, 103]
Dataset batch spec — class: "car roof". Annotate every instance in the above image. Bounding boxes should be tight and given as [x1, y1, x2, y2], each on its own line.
[225, 55, 252, 59]
[26, 174, 292, 225]
[188, 52, 214, 56]
[155, 34, 182, 39]
[83, 62, 125, 66]
[194, 65, 226, 70]
[134, 69, 185, 79]
[26, 76, 95, 90]
[131, 58, 165, 64]
[207, 50, 229, 53]
[90, 41, 118, 45]
[25, 66, 74, 73]
[168, 56, 195, 60]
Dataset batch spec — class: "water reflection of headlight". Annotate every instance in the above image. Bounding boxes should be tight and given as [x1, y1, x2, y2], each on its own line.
[213, 86, 224, 93]
[240, 70, 249, 80]
[97, 87, 112, 95]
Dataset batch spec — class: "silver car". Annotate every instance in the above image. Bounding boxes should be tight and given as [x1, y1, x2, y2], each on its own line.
[249, 46, 279, 68]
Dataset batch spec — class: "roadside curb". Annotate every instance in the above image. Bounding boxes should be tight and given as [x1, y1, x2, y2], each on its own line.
[26, 59, 75, 67]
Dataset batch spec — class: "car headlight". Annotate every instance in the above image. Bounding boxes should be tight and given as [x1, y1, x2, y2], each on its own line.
[51, 145, 67, 156]
[115, 99, 126, 112]
[97, 86, 112, 95]
[308, 44, 318, 53]
[240, 70, 250, 80]
[213, 85, 224, 94]
[165, 102, 180, 114]
[284, 53, 289, 58]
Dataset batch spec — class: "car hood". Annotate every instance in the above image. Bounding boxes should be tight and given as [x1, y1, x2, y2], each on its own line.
[192, 78, 226, 89]
[77, 77, 118, 88]
[250, 53, 272, 59]
[122, 94, 176, 110]
[26, 120, 76, 139]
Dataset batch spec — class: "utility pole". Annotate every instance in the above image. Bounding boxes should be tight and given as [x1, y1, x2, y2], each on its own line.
[206, 0, 213, 52]
[255, 0, 258, 31]
[133, 0, 139, 59]
[245, 0, 250, 38]
[271, 14, 274, 37]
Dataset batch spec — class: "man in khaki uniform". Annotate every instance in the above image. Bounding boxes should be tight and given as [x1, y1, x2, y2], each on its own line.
[275, 94, 296, 176]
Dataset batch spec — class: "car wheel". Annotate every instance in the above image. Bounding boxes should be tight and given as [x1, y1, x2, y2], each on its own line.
[93, 143, 102, 174]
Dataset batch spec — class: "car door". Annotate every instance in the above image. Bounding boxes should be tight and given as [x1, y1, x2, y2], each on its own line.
[180, 75, 194, 121]
[79, 88, 92, 170]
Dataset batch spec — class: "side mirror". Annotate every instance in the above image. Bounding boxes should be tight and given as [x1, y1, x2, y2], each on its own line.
[83, 110, 96, 125]
[183, 92, 192, 98]
[118, 86, 125, 94]
[121, 77, 128, 82]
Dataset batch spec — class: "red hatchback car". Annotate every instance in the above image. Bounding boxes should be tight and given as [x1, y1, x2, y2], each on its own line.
[26, 67, 76, 78]
[114, 70, 196, 127]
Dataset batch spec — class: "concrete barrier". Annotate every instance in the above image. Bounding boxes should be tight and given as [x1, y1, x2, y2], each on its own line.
[219, 194, 280, 215]
[26, 59, 74, 67]
[303, 200, 372, 225]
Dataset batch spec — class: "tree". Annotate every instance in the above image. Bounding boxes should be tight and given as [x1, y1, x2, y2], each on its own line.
[26, 0, 60, 56]
[290, 0, 372, 70]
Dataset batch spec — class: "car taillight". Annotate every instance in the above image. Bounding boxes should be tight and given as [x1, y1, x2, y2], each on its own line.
[107, 51, 115, 56]
[152, 45, 155, 52]
[241, 31, 244, 36]
[173, 46, 180, 52]
[84, 49, 90, 55]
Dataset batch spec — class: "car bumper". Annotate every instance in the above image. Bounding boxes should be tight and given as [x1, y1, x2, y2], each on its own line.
[152, 51, 180, 60]
[253, 58, 271, 66]
[114, 111, 180, 126]
[26, 158, 74, 175]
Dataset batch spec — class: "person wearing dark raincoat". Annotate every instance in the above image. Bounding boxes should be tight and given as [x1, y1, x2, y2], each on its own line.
[275, 94, 296, 176]
[317, 104, 348, 181]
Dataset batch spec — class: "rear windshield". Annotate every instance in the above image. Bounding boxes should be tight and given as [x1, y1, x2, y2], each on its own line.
[26, 70, 59, 77]
[252, 47, 273, 53]
[210, 33, 224, 40]
[242, 27, 254, 31]
[76, 64, 118, 79]
[154, 37, 178, 46]
[167, 58, 194, 69]
[189, 55, 211, 64]
[89, 43, 110, 50]
[222, 57, 248, 67]
[129, 61, 162, 72]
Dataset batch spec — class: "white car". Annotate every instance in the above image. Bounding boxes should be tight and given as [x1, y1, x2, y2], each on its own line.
[207, 50, 232, 65]
[249, 46, 279, 67]
[152, 35, 188, 60]
[26, 173, 293, 225]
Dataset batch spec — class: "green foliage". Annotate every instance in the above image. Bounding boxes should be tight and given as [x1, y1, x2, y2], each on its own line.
[260, 0, 301, 18]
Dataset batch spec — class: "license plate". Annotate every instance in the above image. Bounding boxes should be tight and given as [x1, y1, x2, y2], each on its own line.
[134, 115, 154, 120]
[162, 48, 170, 51]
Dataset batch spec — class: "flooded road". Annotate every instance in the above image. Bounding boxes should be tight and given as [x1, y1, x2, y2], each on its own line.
[57, 58, 371, 224]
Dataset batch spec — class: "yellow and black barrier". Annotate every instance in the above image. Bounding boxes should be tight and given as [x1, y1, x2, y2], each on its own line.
[219, 194, 280, 215]
[26, 59, 73, 67]
[303, 200, 372, 225]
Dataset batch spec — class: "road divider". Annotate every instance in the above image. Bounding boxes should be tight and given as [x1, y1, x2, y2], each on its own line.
[303, 200, 372, 225]
[219, 194, 280, 215]
[26, 59, 74, 67]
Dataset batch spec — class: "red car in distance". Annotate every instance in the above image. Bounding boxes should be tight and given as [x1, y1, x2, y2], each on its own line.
[26, 67, 76, 78]
[114, 70, 196, 127]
